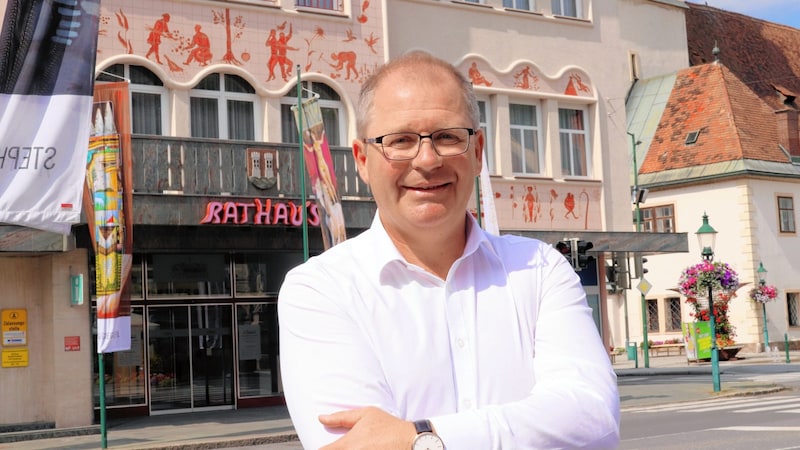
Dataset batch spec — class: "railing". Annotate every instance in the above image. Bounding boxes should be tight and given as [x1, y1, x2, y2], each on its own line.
[131, 136, 371, 200]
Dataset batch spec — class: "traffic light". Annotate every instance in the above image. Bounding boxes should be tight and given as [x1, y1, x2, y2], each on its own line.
[634, 255, 648, 278]
[606, 255, 629, 291]
[555, 240, 574, 267]
[575, 240, 594, 271]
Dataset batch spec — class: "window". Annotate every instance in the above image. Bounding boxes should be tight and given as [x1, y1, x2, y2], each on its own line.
[281, 81, 344, 146]
[647, 299, 659, 332]
[237, 302, 281, 397]
[559, 107, 589, 176]
[552, 0, 581, 17]
[504, 0, 532, 10]
[788, 292, 799, 327]
[667, 297, 682, 331]
[510, 103, 542, 175]
[190, 73, 258, 140]
[296, 0, 342, 11]
[96, 64, 167, 135]
[640, 205, 675, 233]
[778, 196, 796, 233]
[234, 253, 305, 296]
[477, 99, 495, 173]
[629, 52, 640, 81]
[146, 254, 231, 297]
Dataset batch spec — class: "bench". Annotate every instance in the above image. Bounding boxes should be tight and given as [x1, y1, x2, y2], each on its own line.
[649, 343, 684, 357]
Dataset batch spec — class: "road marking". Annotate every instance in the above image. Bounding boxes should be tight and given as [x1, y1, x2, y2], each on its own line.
[622, 395, 793, 412]
[685, 397, 800, 413]
[711, 426, 800, 432]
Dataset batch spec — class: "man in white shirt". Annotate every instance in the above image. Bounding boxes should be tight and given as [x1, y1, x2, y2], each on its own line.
[278, 51, 620, 449]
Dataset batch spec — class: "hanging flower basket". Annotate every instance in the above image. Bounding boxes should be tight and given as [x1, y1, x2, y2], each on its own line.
[750, 284, 777, 303]
[678, 261, 740, 298]
[677, 261, 740, 347]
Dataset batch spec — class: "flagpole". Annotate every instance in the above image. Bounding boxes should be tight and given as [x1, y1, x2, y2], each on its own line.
[99, 353, 107, 448]
[296, 65, 309, 261]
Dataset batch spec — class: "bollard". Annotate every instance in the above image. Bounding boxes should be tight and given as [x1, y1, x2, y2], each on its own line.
[786, 333, 791, 364]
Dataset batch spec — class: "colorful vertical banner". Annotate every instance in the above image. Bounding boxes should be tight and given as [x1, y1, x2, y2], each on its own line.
[0, 0, 101, 234]
[87, 83, 134, 353]
[292, 96, 347, 250]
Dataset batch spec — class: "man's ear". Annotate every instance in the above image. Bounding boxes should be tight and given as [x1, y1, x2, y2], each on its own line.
[473, 129, 484, 176]
[352, 139, 369, 184]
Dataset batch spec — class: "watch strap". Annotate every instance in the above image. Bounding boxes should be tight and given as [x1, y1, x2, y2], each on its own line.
[414, 419, 433, 434]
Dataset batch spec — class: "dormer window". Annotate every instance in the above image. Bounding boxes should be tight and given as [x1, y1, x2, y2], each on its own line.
[685, 130, 700, 145]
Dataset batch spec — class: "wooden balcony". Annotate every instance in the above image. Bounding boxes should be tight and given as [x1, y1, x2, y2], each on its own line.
[131, 136, 376, 229]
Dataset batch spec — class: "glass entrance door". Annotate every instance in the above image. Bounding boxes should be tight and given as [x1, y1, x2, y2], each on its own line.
[147, 305, 234, 412]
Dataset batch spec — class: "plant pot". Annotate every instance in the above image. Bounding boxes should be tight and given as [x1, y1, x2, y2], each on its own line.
[718, 345, 743, 361]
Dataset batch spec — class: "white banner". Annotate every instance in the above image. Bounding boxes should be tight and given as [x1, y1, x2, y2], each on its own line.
[479, 151, 499, 235]
[0, 0, 101, 234]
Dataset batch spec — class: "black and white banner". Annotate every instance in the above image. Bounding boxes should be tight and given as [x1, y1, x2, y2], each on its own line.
[0, 0, 101, 234]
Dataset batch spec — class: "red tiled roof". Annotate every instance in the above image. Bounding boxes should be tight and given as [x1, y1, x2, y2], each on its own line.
[640, 63, 788, 174]
[686, 2, 800, 111]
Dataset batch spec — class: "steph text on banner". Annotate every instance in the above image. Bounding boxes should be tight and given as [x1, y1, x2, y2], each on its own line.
[0, 0, 101, 234]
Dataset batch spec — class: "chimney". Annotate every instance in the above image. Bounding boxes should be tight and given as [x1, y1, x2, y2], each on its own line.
[775, 108, 800, 157]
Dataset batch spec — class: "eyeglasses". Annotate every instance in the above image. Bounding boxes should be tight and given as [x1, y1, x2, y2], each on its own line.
[363, 127, 475, 161]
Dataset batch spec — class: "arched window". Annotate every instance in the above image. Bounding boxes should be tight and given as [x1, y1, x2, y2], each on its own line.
[190, 73, 259, 140]
[281, 81, 345, 146]
[96, 64, 168, 135]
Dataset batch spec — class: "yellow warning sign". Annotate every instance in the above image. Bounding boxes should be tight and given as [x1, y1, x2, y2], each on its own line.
[2, 348, 29, 368]
[2, 309, 27, 346]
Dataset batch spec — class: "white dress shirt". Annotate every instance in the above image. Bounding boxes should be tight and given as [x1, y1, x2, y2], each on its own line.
[279, 212, 620, 449]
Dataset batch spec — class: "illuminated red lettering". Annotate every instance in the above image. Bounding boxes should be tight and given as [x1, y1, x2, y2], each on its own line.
[273, 202, 288, 225]
[200, 202, 224, 224]
[221, 202, 239, 223]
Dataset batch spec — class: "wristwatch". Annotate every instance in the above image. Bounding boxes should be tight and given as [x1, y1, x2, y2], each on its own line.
[412, 419, 445, 450]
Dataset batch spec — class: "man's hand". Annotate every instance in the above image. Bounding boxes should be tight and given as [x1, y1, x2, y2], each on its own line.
[319, 406, 417, 450]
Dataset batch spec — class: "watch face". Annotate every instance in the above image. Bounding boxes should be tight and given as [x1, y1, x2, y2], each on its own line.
[412, 432, 444, 450]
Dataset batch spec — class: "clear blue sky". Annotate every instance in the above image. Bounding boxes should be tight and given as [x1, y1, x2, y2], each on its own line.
[703, 0, 800, 29]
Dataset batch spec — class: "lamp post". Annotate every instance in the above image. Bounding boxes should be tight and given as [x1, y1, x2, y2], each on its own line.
[757, 262, 769, 351]
[696, 213, 721, 392]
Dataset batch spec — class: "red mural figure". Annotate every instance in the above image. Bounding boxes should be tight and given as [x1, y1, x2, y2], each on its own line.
[509, 185, 517, 219]
[328, 51, 358, 80]
[564, 192, 579, 219]
[213, 8, 245, 66]
[145, 13, 173, 64]
[267, 23, 297, 81]
[358, 0, 371, 23]
[468, 62, 492, 86]
[514, 65, 538, 90]
[303, 26, 324, 72]
[183, 24, 212, 66]
[364, 32, 379, 54]
[523, 185, 540, 223]
[565, 73, 591, 96]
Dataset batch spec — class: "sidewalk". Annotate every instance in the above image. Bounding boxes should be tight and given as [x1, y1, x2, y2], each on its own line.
[2, 350, 796, 450]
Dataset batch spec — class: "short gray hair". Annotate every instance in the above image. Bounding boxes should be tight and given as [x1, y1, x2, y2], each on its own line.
[356, 51, 480, 137]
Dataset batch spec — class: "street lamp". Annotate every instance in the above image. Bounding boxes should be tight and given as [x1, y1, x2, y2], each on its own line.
[696, 213, 721, 392]
[757, 262, 769, 351]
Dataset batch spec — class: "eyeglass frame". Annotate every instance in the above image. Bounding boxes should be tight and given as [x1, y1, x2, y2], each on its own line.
[362, 127, 476, 161]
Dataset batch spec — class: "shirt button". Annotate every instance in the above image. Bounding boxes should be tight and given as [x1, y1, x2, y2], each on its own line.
[463, 399, 472, 409]
[457, 338, 465, 348]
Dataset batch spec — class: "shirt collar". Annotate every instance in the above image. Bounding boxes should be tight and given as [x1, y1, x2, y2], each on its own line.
[367, 210, 498, 271]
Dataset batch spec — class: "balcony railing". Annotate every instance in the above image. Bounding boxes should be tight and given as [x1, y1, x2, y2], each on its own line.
[131, 135, 371, 200]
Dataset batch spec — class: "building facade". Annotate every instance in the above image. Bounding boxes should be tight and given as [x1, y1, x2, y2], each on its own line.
[623, 2, 800, 355]
[1, 0, 691, 430]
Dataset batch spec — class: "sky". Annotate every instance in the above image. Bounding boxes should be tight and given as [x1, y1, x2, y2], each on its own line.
[702, 0, 800, 29]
